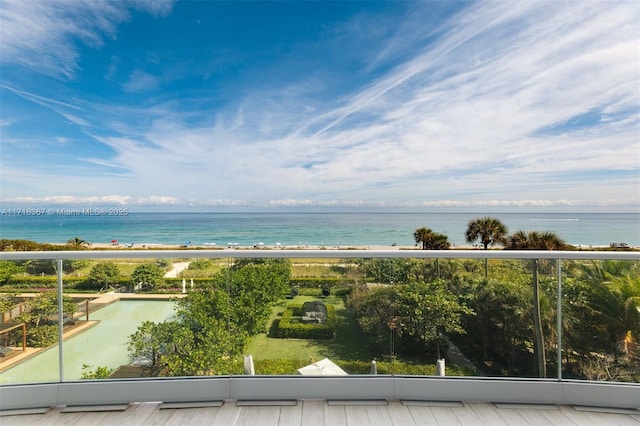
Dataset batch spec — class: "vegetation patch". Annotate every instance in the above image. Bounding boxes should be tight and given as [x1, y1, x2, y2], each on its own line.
[273, 303, 336, 339]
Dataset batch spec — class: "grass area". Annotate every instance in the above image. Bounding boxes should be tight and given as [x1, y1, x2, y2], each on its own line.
[246, 295, 373, 362]
[66, 258, 171, 277]
[244, 294, 477, 376]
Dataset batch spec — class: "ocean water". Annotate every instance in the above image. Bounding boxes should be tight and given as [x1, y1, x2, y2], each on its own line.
[0, 212, 638, 247]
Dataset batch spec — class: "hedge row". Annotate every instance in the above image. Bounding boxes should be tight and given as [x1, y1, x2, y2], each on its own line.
[248, 358, 476, 376]
[0, 276, 218, 292]
[273, 303, 336, 340]
[289, 278, 363, 288]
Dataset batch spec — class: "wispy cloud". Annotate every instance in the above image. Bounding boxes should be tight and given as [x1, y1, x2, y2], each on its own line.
[0, 1, 637, 209]
[0, 0, 175, 78]
[122, 69, 161, 92]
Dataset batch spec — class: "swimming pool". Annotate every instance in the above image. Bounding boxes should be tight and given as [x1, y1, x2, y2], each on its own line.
[0, 300, 175, 384]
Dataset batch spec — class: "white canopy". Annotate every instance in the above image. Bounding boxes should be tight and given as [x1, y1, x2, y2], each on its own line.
[297, 358, 347, 376]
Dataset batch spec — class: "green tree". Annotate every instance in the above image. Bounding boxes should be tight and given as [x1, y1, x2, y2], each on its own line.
[25, 260, 56, 275]
[66, 237, 88, 248]
[414, 227, 450, 250]
[81, 364, 113, 379]
[349, 279, 473, 360]
[0, 293, 18, 317]
[88, 262, 121, 291]
[577, 261, 640, 377]
[17, 291, 77, 326]
[0, 261, 22, 284]
[465, 217, 508, 249]
[16, 292, 77, 346]
[507, 230, 568, 251]
[128, 259, 291, 376]
[359, 258, 412, 284]
[131, 263, 164, 291]
[396, 280, 474, 359]
[465, 217, 508, 278]
[505, 230, 567, 377]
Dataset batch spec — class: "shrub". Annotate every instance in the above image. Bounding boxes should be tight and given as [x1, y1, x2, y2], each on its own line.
[188, 259, 214, 270]
[273, 303, 336, 339]
[0, 276, 97, 291]
[26, 324, 58, 347]
[88, 262, 121, 290]
[289, 278, 360, 288]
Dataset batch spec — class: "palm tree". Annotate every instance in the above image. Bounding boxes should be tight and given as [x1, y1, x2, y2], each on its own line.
[465, 217, 508, 279]
[578, 261, 640, 373]
[414, 227, 450, 250]
[505, 230, 567, 378]
[414, 228, 450, 278]
[66, 237, 88, 248]
[414, 227, 431, 250]
[465, 217, 508, 249]
[507, 230, 567, 251]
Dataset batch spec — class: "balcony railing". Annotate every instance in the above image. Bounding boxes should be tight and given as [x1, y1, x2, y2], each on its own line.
[1, 249, 639, 411]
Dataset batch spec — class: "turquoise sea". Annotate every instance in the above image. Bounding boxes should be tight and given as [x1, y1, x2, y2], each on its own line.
[0, 212, 638, 247]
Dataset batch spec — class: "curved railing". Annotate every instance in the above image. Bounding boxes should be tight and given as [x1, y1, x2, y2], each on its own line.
[1, 249, 638, 410]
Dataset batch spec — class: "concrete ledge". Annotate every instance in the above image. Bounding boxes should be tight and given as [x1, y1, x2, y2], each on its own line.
[1, 376, 638, 411]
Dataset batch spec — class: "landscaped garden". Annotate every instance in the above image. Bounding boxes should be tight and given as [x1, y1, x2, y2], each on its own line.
[1, 236, 638, 382]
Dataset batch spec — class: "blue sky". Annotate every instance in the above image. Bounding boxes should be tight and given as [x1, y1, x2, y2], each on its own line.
[1, 0, 638, 211]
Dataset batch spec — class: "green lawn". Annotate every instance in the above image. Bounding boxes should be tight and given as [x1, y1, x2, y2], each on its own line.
[245, 295, 374, 362]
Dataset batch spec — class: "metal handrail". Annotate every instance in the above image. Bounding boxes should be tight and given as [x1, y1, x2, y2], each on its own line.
[1, 248, 638, 261]
[1, 249, 638, 411]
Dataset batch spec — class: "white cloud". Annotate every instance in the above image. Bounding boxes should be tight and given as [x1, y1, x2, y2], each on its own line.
[1, 1, 637, 207]
[122, 70, 160, 93]
[3, 195, 637, 210]
[0, 0, 175, 78]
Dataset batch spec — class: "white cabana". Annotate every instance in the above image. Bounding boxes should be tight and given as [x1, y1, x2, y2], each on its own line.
[297, 358, 347, 376]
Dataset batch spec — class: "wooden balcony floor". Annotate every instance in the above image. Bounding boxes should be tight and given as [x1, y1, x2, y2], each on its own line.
[2, 400, 639, 425]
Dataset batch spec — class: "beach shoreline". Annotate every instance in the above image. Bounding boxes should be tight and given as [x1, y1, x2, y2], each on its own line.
[72, 242, 621, 251]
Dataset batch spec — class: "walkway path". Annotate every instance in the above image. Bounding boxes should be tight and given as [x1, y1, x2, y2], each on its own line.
[163, 261, 190, 278]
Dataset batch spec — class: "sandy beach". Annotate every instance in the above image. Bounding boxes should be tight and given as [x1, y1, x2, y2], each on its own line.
[86, 242, 422, 250]
[80, 242, 619, 251]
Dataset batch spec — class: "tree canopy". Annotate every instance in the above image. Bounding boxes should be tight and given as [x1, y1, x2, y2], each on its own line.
[506, 230, 568, 250]
[128, 258, 291, 376]
[414, 227, 450, 250]
[465, 217, 508, 249]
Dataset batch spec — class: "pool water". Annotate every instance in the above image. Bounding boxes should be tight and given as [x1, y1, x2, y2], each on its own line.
[0, 300, 175, 384]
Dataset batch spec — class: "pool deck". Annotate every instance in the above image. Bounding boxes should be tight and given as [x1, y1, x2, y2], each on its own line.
[0, 293, 183, 373]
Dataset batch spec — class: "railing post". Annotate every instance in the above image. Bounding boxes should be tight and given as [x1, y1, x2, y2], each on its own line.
[57, 258, 64, 382]
[556, 258, 562, 381]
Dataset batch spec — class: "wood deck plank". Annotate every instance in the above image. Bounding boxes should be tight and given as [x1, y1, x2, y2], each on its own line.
[406, 405, 440, 425]
[558, 406, 640, 426]
[490, 405, 530, 425]
[450, 403, 484, 425]
[113, 401, 159, 426]
[277, 402, 303, 426]
[365, 404, 394, 426]
[156, 407, 198, 426]
[209, 401, 243, 426]
[233, 405, 260, 426]
[301, 400, 324, 426]
[256, 406, 283, 426]
[343, 405, 371, 426]
[141, 406, 178, 426]
[188, 407, 227, 426]
[386, 401, 416, 426]
[515, 408, 560, 425]
[2, 402, 640, 425]
[428, 406, 463, 425]
[322, 402, 347, 426]
[466, 402, 508, 425]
